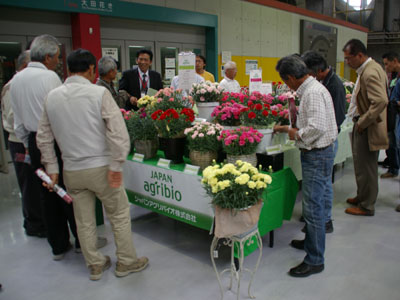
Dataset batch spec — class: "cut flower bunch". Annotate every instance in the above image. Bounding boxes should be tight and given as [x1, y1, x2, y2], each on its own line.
[202, 160, 272, 209]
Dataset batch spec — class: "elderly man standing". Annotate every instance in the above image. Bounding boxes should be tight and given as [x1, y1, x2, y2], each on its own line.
[274, 55, 337, 277]
[10, 34, 79, 258]
[37, 49, 148, 281]
[219, 61, 240, 93]
[343, 39, 389, 216]
[1, 50, 44, 237]
[96, 56, 127, 108]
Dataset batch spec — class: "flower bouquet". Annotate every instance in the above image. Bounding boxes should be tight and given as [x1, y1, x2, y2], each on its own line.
[218, 126, 263, 166]
[202, 160, 272, 237]
[184, 122, 224, 170]
[121, 108, 158, 158]
[343, 80, 355, 111]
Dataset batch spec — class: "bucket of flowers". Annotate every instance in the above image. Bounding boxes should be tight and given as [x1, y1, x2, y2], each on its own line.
[190, 81, 225, 121]
[218, 126, 263, 167]
[202, 160, 272, 237]
[211, 101, 247, 129]
[184, 122, 224, 170]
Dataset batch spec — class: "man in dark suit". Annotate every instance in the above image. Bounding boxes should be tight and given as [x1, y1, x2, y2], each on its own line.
[119, 49, 163, 110]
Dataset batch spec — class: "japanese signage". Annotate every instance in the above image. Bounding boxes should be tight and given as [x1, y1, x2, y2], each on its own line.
[80, 0, 113, 12]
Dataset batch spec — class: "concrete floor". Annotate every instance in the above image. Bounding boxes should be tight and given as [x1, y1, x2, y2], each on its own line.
[0, 157, 399, 300]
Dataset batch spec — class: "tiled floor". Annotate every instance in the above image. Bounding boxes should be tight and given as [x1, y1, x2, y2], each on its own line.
[0, 157, 399, 300]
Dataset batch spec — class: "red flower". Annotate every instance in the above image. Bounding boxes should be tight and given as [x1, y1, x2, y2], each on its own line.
[248, 112, 256, 119]
[255, 103, 263, 111]
[262, 110, 269, 116]
[151, 109, 162, 120]
[272, 81, 276, 85]
[271, 110, 278, 116]
[248, 101, 253, 106]
[264, 103, 270, 109]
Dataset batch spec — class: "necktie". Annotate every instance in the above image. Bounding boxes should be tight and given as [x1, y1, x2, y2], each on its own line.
[141, 73, 148, 93]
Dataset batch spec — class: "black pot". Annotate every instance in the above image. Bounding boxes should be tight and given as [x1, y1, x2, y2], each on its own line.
[162, 137, 186, 164]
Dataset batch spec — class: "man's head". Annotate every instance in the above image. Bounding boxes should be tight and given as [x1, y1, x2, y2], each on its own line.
[98, 56, 118, 82]
[67, 48, 97, 82]
[382, 52, 400, 73]
[342, 39, 368, 70]
[136, 49, 153, 73]
[30, 34, 60, 71]
[301, 51, 328, 81]
[16, 50, 30, 72]
[224, 61, 237, 80]
[196, 55, 206, 73]
[275, 55, 309, 91]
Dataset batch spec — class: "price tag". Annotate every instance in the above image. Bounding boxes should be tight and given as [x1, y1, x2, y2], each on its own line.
[132, 153, 144, 162]
[266, 144, 283, 155]
[183, 164, 200, 175]
[157, 158, 171, 169]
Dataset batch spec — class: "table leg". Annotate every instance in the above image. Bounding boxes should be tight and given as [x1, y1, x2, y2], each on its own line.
[248, 231, 263, 299]
[269, 230, 274, 248]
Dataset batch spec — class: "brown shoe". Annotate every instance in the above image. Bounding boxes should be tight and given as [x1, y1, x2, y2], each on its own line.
[115, 257, 149, 278]
[396, 204, 400, 212]
[380, 172, 398, 179]
[346, 197, 359, 205]
[345, 206, 374, 216]
[89, 256, 111, 281]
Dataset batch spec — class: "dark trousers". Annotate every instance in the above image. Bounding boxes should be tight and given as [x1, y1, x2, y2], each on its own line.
[9, 140, 45, 233]
[28, 132, 79, 254]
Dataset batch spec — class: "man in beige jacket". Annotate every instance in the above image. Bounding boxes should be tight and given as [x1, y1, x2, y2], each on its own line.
[343, 39, 389, 216]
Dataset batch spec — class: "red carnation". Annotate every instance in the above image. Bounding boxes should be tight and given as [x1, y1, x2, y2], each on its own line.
[271, 110, 278, 116]
[262, 110, 269, 116]
[248, 112, 256, 119]
[255, 103, 263, 111]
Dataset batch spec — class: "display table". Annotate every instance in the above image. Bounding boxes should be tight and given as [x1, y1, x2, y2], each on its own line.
[123, 152, 298, 257]
[276, 122, 353, 180]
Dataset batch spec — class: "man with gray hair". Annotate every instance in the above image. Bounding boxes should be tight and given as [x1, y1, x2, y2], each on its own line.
[10, 34, 80, 259]
[219, 61, 240, 93]
[1, 50, 44, 236]
[274, 55, 337, 277]
[96, 56, 127, 108]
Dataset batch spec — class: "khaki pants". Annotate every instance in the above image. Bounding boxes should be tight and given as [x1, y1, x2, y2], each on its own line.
[351, 125, 379, 211]
[64, 166, 137, 266]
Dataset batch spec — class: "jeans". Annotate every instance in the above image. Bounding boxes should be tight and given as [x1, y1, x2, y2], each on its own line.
[301, 144, 335, 266]
[387, 114, 400, 175]
[323, 139, 338, 223]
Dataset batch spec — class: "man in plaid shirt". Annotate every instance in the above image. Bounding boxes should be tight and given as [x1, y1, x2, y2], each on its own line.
[274, 55, 337, 277]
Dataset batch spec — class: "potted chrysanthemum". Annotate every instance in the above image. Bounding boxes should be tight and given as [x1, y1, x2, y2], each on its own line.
[184, 122, 224, 170]
[202, 160, 272, 237]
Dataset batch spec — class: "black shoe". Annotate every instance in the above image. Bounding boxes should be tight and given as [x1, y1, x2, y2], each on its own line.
[299, 216, 305, 222]
[289, 262, 324, 277]
[301, 221, 334, 234]
[26, 230, 47, 238]
[290, 239, 304, 250]
[378, 161, 389, 168]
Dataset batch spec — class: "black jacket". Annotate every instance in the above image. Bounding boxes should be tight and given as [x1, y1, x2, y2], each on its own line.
[119, 68, 163, 110]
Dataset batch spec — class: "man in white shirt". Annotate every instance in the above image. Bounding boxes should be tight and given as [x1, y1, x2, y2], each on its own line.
[274, 55, 337, 278]
[170, 73, 204, 96]
[1, 50, 45, 237]
[219, 61, 241, 93]
[37, 49, 148, 280]
[10, 34, 79, 259]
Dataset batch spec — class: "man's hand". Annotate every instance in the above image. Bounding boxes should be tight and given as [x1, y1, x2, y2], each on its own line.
[355, 122, 363, 134]
[43, 173, 59, 192]
[108, 170, 123, 188]
[273, 125, 288, 134]
[129, 96, 138, 106]
[288, 128, 299, 140]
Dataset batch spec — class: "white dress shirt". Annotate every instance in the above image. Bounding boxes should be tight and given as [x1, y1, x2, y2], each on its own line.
[219, 76, 240, 93]
[10, 62, 62, 147]
[1, 78, 21, 143]
[296, 76, 338, 150]
[170, 74, 204, 96]
[347, 57, 372, 118]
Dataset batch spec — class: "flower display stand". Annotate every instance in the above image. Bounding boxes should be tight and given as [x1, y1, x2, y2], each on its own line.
[210, 225, 263, 300]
